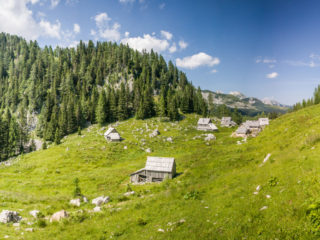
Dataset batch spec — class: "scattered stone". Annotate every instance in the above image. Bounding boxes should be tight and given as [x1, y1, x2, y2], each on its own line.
[260, 153, 271, 167]
[179, 219, 186, 223]
[0, 210, 22, 223]
[93, 206, 101, 212]
[256, 185, 261, 191]
[66, 147, 69, 151]
[266, 195, 271, 199]
[82, 196, 88, 203]
[124, 146, 127, 150]
[164, 129, 167, 132]
[25, 228, 34, 232]
[29, 210, 40, 218]
[149, 129, 160, 138]
[253, 191, 259, 195]
[70, 198, 81, 207]
[204, 134, 216, 141]
[260, 206, 268, 211]
[50, 210, 68, 222]
[92, 196, 110, 206]
[166, 137, 173, 143]
[237, 141, 242, 145]
[124, 191, 135, 197]
[4, 235, 9, 239]
[145, 148, 152, 153]
[158, 228, 165, 232]
[12, 223, 20, 227]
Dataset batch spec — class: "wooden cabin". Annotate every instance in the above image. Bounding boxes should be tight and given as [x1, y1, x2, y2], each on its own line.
[258, 118, 269, 127]
[197, 118, 218, 131]
[221, 117, 236, 127]
[104, 127, 121, 142]
[130, 157, 176, 183]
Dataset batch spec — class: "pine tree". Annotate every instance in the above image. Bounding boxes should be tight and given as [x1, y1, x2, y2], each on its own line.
[96, 90, 107, 125]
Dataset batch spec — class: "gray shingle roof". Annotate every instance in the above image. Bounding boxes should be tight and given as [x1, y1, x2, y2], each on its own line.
[197, 118, 212, 125]
[145, 156, 175, 172]
[104, 127, 118, 137]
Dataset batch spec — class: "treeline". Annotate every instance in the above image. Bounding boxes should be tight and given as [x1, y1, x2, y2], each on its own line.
[291, 85, 320, 111]
[0, 33, 206, 147]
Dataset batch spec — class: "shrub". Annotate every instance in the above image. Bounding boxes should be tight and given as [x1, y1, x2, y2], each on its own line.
[36, 219, 47, 228]
[137, 217, 147, 226]
[184, 190, 201, 200]
[73, 178, 82, 197]
[268, 177, 279, 187]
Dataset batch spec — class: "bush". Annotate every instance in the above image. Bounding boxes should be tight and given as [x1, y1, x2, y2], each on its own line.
[268, 177, 279, 187]
[73, 178, 82, 197]
[137, 217, 147, 226]
[36, 219, 47, 228]
[184, 190, 201, 200]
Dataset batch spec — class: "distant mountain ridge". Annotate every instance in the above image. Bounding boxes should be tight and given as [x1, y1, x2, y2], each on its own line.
[202, 90, 290, 116]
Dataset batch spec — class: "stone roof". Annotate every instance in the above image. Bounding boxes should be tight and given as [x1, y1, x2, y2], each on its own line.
[145, 156, 175, 173]
[197, 118, 212, 125]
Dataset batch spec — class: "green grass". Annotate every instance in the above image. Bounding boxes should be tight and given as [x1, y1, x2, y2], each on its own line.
[1, 107, 320, 239]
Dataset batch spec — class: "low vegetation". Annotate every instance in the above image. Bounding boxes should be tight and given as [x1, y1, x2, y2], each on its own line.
[1, 105, 320, 238]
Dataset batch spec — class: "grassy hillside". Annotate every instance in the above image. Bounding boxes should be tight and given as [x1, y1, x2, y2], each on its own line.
[1, 106, 320, 239]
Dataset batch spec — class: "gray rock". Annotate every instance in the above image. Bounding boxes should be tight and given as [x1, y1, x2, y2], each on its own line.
[145, 148, 152, 153]
[204, 134, 216, 141]
[93, 206, 101, 212]
[92, 196, 109, 206]
[124, 191, 135, 197]
[29, 210, 40, 218]
[50, 210, 68, 222]
[70, 198, 81, 207]
[0, 210, 21, 223]
[166, 137, 173, 143]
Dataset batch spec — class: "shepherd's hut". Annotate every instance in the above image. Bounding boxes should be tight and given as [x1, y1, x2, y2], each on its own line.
[130, 156, 176, 183]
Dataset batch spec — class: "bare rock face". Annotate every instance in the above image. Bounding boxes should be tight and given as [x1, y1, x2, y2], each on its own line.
[0, 210, 22, 223]
[92, 196, 110, 206]
[50, 210, 68, 222]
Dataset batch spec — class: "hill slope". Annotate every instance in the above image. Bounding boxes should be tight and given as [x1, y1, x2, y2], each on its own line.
[0, 105, 320, 238]
[202, 90, 289, 115]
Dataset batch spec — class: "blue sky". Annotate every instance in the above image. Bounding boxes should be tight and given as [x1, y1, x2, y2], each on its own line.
[1, 0, 320, 105]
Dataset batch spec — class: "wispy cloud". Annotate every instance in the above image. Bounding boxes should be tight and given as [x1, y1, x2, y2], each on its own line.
[266, 72, 278, 79]
[91, 12, 121, 41]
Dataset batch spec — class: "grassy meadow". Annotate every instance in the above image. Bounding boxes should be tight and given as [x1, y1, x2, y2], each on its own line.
[1, 106, 320, 239]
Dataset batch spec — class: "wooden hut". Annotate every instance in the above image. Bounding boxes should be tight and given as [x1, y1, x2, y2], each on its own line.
[221, 117, 236, 127]
[258, 118, 269, 127]
[130, 157, 176, 183]
[104, 127, 121, 142]
[197, 118, 218, 131]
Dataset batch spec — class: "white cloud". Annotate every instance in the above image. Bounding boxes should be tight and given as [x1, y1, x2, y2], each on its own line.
[0, 0, 64, 40]
[211, 69, 217, 73]
[121, 34, 169, 52]
[178, 40, 188, 49]
[176, 52, 220, 69]
[266, 72, 278, 79]
[124, 31, 130, 37]
[169, 43, 177, 53]
[92, 12, 121, 41]
[50, 0, 60, 8]
[73, 23, 80, 34]
[39, 20, 61, 39]
[256, 57, 277, 64]
[160, 30, 172, 40]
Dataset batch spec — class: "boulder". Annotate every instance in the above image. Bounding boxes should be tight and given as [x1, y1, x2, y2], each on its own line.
[70, 198, 81, 207]
[29, 210, 40, 218]
[0, 210, 22, 223]
[25, 228, 34, 232]
[166, 137, 173, 143]
[149, 129, 160, 138]
[145, 148, 152, 153]
[50, 210, 68, 222]
[92, 196, 110, 206]
[204, 134, 216, 141]
[82, 196, 88, 203]
[93, 206, 101, 212]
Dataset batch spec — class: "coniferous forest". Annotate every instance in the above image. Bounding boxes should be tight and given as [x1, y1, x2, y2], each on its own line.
[0, 33, 207, 160]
